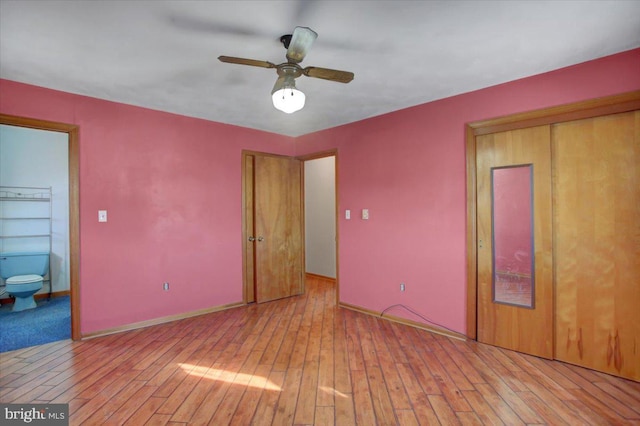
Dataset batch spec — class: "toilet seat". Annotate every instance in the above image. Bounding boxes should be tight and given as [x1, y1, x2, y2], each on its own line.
[6, 274, 43, 285]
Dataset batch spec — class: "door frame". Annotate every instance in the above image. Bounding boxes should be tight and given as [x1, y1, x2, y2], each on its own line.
[241, 150, 255, 303]
[465, 90, 640, 340]
[0, 113, 81, 341]
[241, 150, 306, 303]
[241, 149, 339, 305]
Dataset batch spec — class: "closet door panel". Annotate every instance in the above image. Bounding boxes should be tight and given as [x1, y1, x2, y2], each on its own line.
[476, 125, 554, 359]
[553, 111, 639, 381]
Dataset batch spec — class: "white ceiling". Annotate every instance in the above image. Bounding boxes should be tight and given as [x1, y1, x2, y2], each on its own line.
[1, 0, 639, 137]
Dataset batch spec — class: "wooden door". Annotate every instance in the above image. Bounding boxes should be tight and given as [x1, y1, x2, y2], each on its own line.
[249, 154, 303, 303]
[553, 111, 639, 380]
[476, 125, 554, 358]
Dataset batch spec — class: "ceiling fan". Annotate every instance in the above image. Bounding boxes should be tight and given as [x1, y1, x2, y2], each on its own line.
[218, 26, 354, 113]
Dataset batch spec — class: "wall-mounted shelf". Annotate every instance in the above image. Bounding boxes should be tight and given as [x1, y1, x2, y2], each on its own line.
[0, 186, 53, 299]
[1, 234, 51, 238]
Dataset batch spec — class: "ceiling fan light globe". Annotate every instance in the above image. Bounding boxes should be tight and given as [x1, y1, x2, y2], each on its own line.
[272, 87, 305, 114]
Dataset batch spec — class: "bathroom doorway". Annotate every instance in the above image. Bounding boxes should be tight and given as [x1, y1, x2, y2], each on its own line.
[0, 114, 80, 346]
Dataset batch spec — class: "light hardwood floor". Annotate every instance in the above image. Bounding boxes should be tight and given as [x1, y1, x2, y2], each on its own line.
[1, 276, 639, 425]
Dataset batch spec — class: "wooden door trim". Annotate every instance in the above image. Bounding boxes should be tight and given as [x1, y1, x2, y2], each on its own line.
[298, 149, 339, 306]
[469, 90, 640, 136]
[241, 152, 255, 303]
[465, 90, 640, 339]
[297, 149, 338, 162]
[0, 113, 81, 341]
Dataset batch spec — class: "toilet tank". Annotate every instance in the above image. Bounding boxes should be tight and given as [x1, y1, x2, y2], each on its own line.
[0, 252, 50, 279]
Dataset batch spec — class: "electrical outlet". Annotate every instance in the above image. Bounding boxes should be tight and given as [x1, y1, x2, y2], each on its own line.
[400, 283, 406, 292]
[163, 282, 170, 291]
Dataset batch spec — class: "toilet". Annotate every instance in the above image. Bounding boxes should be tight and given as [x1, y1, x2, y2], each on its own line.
[0, 252, 49, 312]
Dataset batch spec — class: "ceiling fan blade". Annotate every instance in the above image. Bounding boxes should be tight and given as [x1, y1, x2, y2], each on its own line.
[218, 56, 276, 69]
[286, 27, 318, 63]
[303, 66, 354, 83]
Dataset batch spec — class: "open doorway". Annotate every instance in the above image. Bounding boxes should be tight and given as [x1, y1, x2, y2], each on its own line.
[241, 150, 338, 305]
[0, 114, 80, 345]
[302, 152, 338, 301]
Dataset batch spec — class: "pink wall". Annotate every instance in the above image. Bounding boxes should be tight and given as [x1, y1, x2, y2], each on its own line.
[0, 81, 295, 334]
[1, 48, 638, 336]
[295, 48, 640, 334]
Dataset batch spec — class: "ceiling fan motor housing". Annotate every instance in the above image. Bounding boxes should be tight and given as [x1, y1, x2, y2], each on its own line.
[277, 63, 303, 79]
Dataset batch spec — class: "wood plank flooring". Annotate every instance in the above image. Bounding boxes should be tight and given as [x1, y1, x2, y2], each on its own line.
[1, 276, 639, 425]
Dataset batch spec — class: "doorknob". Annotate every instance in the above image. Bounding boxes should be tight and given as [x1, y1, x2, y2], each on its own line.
[248, 236, 256, 242]
[257, 236, 264, 242]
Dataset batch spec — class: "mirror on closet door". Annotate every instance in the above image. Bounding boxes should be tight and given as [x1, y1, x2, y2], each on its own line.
[491, 164, 534, 308]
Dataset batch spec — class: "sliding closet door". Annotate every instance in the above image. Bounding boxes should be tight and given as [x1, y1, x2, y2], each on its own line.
[553, 111, 640, 380]
[476, 125, 554, 359]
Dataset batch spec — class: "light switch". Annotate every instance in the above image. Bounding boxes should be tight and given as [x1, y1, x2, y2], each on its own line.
[345, 209, 351, 220]
[98, 210, 107, 222]
[362, 209, 369, 220]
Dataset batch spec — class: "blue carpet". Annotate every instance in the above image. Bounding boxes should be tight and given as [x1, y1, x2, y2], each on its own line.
[0, 296, 70, 353]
